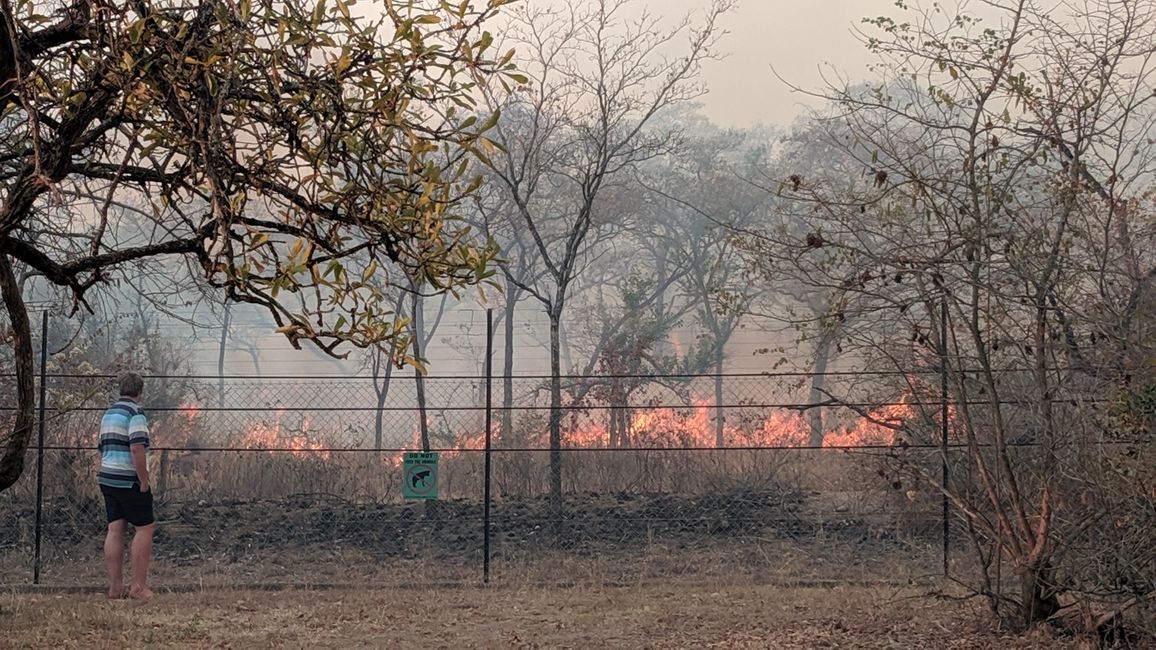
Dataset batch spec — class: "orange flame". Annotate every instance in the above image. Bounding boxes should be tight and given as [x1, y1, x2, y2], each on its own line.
[236, 408, 331, 459]
[437, 393, 923, 451]
[180, 400, 199, 423]
[175, 390, 930, 465]
[161, 399, 202, 449]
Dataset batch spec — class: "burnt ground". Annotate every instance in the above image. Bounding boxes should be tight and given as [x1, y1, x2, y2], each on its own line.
[2, 489, 943, 586]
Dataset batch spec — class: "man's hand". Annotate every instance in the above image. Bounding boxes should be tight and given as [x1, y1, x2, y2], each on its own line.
[131, 443, 150, 493]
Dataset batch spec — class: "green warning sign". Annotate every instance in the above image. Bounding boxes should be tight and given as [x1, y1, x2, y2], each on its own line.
[402, 452, 438, 500]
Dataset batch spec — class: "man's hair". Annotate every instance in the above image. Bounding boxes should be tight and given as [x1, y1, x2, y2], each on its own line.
[119, 372, 144, 398]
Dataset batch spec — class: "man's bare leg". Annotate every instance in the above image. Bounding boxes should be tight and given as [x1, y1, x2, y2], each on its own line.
[127, 523, 154, 600]
[104, 520, 126, 599]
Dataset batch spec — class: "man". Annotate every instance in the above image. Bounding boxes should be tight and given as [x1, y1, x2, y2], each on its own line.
[97, 372, 155, 601]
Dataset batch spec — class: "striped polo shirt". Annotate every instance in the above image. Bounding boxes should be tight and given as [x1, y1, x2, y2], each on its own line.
[97, 398, 150, 488]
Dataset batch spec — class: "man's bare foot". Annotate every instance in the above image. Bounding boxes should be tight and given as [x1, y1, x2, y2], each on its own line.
[128, 587, 154, 601]
[107, 585, 127, 600]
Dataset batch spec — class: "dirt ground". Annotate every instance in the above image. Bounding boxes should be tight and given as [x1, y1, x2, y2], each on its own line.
[0, 584, 1108, 649]
[2, 487, 950, 592]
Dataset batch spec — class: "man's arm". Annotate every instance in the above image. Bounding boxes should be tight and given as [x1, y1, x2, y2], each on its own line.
[129, 412, 151, 491]
[131, 443, 150, 491]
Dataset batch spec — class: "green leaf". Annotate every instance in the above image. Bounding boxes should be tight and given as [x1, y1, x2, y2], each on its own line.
[128, 19, 145, 45]
[336, 51, 352, 75]
[362, 259, 378, 282]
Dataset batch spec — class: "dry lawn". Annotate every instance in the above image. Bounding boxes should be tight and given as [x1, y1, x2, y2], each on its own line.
[0, 584, 1105, 649]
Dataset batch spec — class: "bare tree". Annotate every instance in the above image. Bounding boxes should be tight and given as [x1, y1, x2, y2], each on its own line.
[739, 115, 880, 446]
[409, 281, 450, 452]
[751, 0, 1156, 630]
[365, 293, 407, 451]
[478, 0, 733, 534]
[471, 184, 546, 446]
[640, 118, 773, 446]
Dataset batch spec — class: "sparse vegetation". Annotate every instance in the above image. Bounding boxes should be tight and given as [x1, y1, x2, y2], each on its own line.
[2, 0, 1155, 644]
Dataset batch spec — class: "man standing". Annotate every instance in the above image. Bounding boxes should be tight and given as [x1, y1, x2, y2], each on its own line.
[97, 372, 155, 600]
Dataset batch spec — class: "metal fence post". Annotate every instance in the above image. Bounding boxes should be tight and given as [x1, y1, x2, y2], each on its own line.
[33, 311, 48, 585]
[940, 297, 950, 578]
[483, 309, 493, 584]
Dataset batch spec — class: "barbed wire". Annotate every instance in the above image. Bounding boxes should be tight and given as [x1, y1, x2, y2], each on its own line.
[33, 440, 1148, 453]
[0, 398, 1114, 413]
[0, 368, 1043, 381]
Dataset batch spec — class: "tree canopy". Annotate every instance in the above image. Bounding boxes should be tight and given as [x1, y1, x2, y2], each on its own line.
[0, 0, 519, 490]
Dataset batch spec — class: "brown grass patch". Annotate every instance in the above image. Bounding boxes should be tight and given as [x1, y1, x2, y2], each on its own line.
[0, 583, 1102, 649]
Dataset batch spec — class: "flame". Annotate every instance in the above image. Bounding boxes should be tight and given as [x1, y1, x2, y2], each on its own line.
[161, 399, 202, 449]
[821, 396, 914, 448]
[180, 400, 199, 423]
[551, 396, 858, 449]
[236, 407, 330, 459]
[748, 407, 811, 447]
[435, 393, 924, 452]
[383, 412, 457, 468]
[169, 389, 929, 468]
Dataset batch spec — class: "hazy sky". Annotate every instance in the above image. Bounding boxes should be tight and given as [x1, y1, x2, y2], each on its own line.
[659, 0, 906, 128]
[650, 0, 1011, 129]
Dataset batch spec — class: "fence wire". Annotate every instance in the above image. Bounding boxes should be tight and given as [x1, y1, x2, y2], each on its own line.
[0, 367, 1129, 590]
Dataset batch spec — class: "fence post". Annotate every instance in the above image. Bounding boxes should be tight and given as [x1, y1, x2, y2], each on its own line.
[940, 296, 950, 578]
[33, 311, 48, 585]
[483, 309, 493, 584]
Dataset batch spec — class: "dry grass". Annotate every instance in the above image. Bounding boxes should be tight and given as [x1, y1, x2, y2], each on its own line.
[3, 540, 943, 593]
[0, 583, 1104, 649]
[21, 444, 905, 506]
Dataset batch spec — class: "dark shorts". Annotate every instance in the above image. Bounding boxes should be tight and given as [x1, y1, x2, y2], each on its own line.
[100, 483, 155, 527]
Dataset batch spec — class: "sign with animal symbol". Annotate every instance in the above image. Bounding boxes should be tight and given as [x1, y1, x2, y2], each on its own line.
[402, 452, 438, 500]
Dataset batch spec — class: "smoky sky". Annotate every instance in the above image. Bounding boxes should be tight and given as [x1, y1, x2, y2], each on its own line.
[650, 0, 1008, 128]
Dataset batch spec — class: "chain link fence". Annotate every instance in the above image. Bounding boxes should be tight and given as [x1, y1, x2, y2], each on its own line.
[1, 366, 972, 589]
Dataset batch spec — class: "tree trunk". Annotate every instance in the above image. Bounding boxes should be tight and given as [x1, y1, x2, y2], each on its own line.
[217, 301, 231, 407]
[1017, 559, 1061, 630]
[0, 255, 35, 491]
[373, 342, 396, 451]
[502, 279, 518, 444]
[374, 381, 387, 450]
[244, 344, 262, 376]
[415, 359, 430, 451]
[608, 400, 619, 448]
[654, 250, 669, 357]
[713, 354, 725, 448]
[411, 292, 437, 519]
[559, 316, 575, 374]
[618, 402, 630, 448]
[808, 330, 835, 448]
[375, 292, 406, 450]
[548, 307, 564, 541]
[607, 381, 621, 448]
[412, 293, 430, 453]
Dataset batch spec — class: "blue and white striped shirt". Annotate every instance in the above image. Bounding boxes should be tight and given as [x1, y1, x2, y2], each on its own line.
[97, 399, 150, 488]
